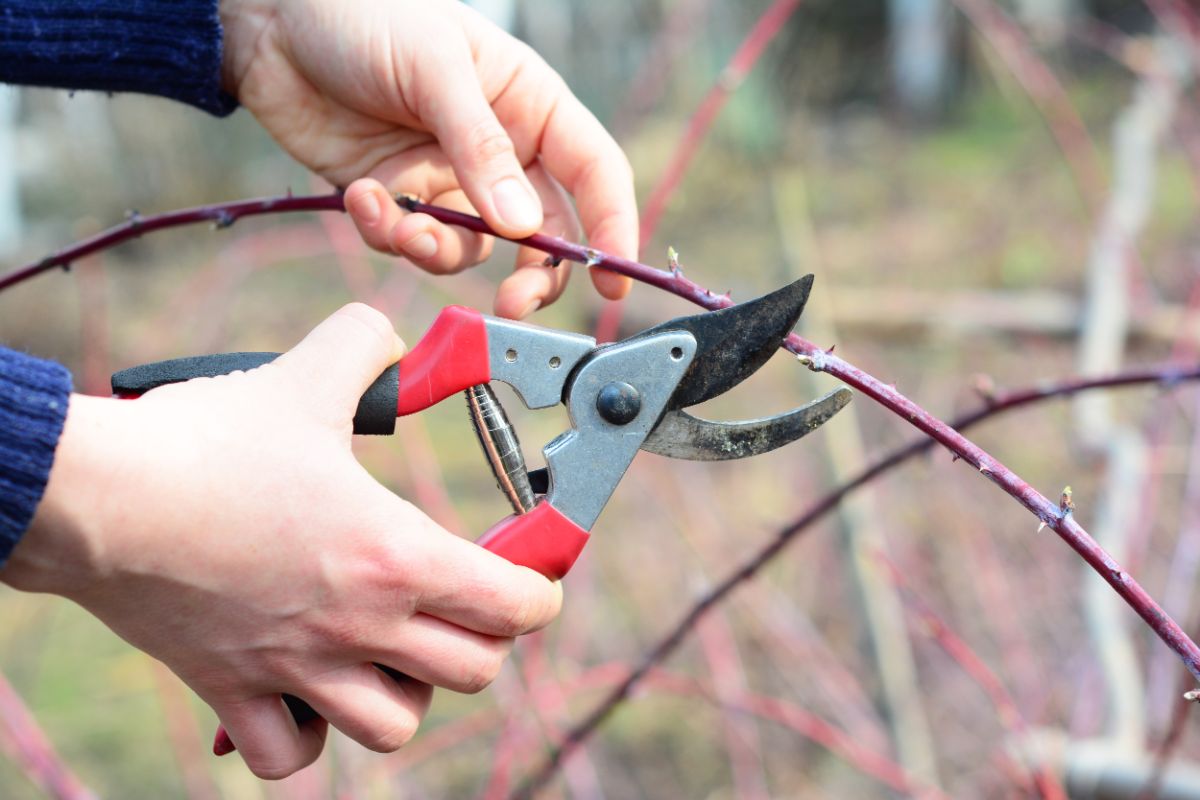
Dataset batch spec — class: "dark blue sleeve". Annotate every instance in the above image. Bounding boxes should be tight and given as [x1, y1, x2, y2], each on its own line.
[0, 348, 72, 567]
[0, 0, 236, 116]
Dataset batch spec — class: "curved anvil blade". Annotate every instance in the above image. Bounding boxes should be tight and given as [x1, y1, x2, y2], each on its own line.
[640, 387, 851, 461]
[626, 276, 814, 409]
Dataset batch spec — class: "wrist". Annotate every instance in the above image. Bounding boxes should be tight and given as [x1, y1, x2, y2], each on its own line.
[3, 395, 130, 600]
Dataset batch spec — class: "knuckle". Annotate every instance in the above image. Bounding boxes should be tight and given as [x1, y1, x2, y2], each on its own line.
[495, 579, 558, 636]
[497, 589, 536, 637]
[322, 617, 372, 653]
[496, 578, 552, 633]
[462, 648, 506, 694]
[259, 647, 308, 686]
[362, 717, 419, 753]
[249, 760, 298, 781]
[338, 302, 393, 340]
[365, 538, 422, 614]
[466, 122, 517, 166]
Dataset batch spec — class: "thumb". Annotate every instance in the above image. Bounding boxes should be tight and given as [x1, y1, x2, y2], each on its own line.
[274, 303, 406, 411]
[417, 52, 543, 237]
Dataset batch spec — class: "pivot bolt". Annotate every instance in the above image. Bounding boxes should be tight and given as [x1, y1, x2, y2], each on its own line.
[596, 382, 641, 425]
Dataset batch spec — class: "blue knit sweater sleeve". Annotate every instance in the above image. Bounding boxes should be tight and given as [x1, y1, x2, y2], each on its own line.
[0, 0, 236, 116]
[0, 348, 72, 566]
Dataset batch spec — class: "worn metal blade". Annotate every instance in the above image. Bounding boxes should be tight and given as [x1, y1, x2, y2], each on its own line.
[640, 387, 851, 461]
[625, 276, 814, 410]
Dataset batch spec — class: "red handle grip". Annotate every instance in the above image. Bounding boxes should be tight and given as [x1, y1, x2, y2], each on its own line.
[396, 305, 490, 415]
[476, 502, 591, 581]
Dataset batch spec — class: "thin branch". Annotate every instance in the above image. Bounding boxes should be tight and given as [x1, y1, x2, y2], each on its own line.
[148, 660, 221, 800]
[880, 557, 1068, 800]
[514, 364, 1200, 797]
[1137, 628, 1199, 800]
[695, 583, 771, 800]
[632, 669, 950, 800]
[786, 354, 1200, 679]
[952, 0, 1106, 213]
[512, 632, 605, 800]
[637, 0, 803, 244]
[0, 193, 344, 292]
[610, 0, 712, 137]
[0, 672, 97, 800]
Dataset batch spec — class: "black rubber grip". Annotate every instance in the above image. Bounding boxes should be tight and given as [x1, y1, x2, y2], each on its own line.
[111, 353, 401, 435]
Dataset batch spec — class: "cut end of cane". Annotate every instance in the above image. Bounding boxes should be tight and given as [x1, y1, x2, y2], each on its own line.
[213, 726, 236, 756]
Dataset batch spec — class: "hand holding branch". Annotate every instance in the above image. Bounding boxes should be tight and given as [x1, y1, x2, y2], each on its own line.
[219, 0, 638, 318]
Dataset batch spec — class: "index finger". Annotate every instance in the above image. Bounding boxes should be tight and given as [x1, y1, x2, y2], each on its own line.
[537, 92, 637, 300]
[415, 531, 564, 638]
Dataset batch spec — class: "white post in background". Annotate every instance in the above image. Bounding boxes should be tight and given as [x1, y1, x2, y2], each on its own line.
[1014, 0, 1076, 44]
[0, 90, 21, 257]
[889, 0, 950, 118]
[466, 0, 516, 31]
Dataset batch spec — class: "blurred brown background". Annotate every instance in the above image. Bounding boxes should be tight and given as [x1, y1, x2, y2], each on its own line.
[2, 0, 1200, 797]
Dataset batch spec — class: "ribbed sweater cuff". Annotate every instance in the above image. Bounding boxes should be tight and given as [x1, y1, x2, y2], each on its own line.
[0, 0, 237, 116]
[0, 348, 72, 566]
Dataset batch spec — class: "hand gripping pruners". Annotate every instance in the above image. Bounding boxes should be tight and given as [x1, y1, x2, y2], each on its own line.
[111, 275, 850, 754]
[112, 275, 850, 581]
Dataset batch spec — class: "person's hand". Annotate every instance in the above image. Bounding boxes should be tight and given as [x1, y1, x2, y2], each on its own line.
[5, 304, 562, 779]
[218, 0, 637, 320]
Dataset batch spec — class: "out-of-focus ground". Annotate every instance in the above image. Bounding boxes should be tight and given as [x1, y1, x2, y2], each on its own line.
[2, 1, 1200, 798]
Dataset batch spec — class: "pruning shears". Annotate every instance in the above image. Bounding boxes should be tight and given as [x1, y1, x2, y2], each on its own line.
[111, 275, 851, 752]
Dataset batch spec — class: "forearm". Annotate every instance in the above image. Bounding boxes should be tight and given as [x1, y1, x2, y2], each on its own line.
[0, 347, 72, 568]
[0, 0, 236, 115]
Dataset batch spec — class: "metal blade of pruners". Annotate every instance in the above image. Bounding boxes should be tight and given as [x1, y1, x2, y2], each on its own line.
[635, 276, 852, 461]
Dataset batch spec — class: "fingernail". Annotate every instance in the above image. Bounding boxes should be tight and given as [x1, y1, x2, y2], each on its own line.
[518, 298, 542, 319]
[352, 191, 381, 225]
[491, 178, 541, 231]
[402, 232, 438, 260]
